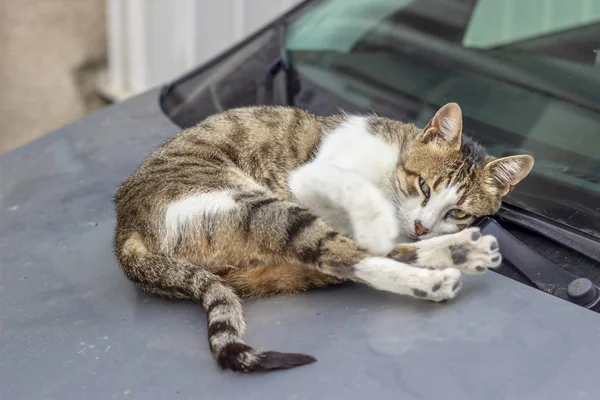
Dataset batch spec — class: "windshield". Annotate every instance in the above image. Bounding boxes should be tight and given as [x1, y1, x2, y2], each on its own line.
[284, 0, 600, 237]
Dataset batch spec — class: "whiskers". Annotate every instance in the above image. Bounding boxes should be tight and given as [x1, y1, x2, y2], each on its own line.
[382, 176, 412, 234]
[383, 175, 403, 209]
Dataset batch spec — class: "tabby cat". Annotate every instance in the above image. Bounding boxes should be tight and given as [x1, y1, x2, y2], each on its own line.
[113, 102, 533, 373]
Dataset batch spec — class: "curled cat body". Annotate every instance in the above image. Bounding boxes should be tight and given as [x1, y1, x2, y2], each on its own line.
[113, 102, 534, 373]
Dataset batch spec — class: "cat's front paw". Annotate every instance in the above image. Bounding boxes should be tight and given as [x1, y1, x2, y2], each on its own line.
[354, 257, 462, 302]
[447, 228, 501, 274]
[416, 227, 502, 274]
[352, 204, 399, 256]
[410, 268, 463, 302]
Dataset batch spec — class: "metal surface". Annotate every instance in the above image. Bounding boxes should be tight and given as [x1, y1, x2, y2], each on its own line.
[2, 90, 600, 400]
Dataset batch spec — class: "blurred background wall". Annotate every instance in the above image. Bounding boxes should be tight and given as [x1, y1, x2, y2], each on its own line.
[0, 0, 299, 154]
[0, 0, 107, 153]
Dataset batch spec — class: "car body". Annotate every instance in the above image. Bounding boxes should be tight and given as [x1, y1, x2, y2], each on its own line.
[2, 1, 600, 399]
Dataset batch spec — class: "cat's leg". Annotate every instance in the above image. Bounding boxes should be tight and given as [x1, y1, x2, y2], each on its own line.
[388, 227, 501, 275]
[289, 162, 399, 257]
[233, 189, 462, 302]
[352, 257, 462, 301]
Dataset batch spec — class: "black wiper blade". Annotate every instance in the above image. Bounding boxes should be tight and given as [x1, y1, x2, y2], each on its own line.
[497, 202, 600, 264]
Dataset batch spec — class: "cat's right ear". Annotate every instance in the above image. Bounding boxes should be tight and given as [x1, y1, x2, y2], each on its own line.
[483, 155, 535, 196]
[418, 102, 463, 150]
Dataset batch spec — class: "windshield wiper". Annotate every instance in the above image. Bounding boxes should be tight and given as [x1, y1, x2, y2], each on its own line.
[474, 198, 600, 312]
[474, 216, 600, 312]
[498, 199, 600, 263]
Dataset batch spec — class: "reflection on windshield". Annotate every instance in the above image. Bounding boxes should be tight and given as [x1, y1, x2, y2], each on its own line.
[285, 0, 600, 234]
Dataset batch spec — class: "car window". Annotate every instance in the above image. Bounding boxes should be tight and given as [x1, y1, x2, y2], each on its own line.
[285, 0, 600, 236]
[465, 0, 600, 48]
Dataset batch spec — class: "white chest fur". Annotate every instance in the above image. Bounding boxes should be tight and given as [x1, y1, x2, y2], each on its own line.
[288, 116, 402, 255]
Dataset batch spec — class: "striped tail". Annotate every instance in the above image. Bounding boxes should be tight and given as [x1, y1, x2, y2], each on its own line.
[117, 234, 316, 372]
[203, 281, 316, 372]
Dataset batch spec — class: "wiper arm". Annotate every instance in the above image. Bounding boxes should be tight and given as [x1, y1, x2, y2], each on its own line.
[474, 216, 600, 312]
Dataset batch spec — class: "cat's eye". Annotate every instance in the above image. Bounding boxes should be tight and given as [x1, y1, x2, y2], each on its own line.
[447, 209, 469, 219]
[418, 177, 430, 198]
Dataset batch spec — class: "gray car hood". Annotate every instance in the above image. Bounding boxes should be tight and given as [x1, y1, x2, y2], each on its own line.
[2, 89, 600, 400]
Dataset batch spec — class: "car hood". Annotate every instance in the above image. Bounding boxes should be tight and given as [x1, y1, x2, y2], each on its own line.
[2, 89, 600, 400]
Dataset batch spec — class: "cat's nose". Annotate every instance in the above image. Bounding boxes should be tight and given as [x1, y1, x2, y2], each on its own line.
[414, 220, 430, 236]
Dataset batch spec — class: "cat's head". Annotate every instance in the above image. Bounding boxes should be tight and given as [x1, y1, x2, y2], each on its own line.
[396, 102, 534, 241]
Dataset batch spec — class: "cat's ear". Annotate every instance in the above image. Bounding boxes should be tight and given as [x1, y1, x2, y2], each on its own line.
[419, 102, 463, 149]
[484, 155, 534, 196]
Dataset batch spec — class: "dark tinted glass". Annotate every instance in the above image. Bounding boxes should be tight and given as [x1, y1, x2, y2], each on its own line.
[285, 0, 600, 236]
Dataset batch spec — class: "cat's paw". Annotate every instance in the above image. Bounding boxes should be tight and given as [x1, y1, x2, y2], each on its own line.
[416, 227, 501, 274]
[409, 267, 463, 302]
[352, 203, 399, 256]
[446, 228, 501, 274]
[354, 257, 462, 302]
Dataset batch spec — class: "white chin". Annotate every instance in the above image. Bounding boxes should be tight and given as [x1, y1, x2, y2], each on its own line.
[395, 233, 418, 243]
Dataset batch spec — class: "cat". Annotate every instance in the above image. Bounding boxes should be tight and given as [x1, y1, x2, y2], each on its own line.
[113, 102, 534, 373]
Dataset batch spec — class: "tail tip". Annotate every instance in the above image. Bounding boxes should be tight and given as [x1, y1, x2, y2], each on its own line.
[255, 351, 317, 372]
[217, 342, 316, 373]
